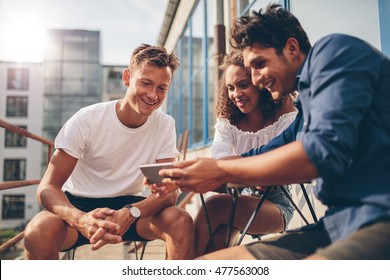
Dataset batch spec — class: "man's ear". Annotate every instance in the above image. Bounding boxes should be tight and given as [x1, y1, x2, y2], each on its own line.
[122, 68, 130, 87]
[283, 37, 301, 60]
[285, 37, 300, 55]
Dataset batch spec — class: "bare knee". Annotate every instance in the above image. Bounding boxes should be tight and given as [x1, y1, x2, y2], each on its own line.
[24, 211, 68, 258]
[25, 212, 56, 245]
[195, 194, 232, 227]
[155, 207, 194, 238]
[167, 207, 194, 234]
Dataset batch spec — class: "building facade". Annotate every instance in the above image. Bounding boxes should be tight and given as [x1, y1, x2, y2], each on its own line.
[0, 62, 44, 229]
[42, 29, 102, 142]
[1, 29, 103, 229]
[101, 65, 127, 101]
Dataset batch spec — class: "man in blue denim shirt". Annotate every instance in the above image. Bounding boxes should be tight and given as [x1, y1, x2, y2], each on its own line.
[159, 4, 390, 259]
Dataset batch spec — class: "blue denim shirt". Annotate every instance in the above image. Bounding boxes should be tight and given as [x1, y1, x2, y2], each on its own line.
[242, 34, 390, 241]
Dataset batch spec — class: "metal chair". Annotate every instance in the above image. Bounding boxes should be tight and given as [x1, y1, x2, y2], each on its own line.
[200, 183, 318, 250]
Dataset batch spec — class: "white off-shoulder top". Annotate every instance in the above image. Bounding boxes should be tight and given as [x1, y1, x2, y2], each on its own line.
[211, 111, 297, 159]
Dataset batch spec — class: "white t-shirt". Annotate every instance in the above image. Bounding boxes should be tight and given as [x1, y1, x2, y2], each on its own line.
[211, 111, 297, 158]
[55, 100, 179, 198]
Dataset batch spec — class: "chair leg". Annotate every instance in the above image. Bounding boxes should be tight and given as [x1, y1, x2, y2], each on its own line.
[65, 248, 76, 260]
[133, 241, 139, 260]
[200, 194, 216, 250]
[235, 187, 271, 246]
[280, 186, 310, 225]
[139, 241, 147, 260]
[225, 188, 239, 247]
[299, 183, 318, 223]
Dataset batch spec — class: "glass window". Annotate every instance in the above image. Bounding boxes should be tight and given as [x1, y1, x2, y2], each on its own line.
[192, 70, 203, 143]
[7, 68, 29, 90]
[240, 0, 273, 16]
[167, 72, 179, 130]
[206, 0, 215, 142]
[6, 96, 28, 117]
[5, 125, 27, 147]
[3, 159, 26, 181]
[190, 1, 205, 145]
[169, 0, 218, 147]
[207, 56, 216, 142]
[181, 28, 190, 136]
[379, 0, 390, 56]
[2, 195, 25, 219]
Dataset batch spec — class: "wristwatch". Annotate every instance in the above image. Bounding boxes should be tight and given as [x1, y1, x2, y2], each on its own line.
[124, 204, 141, 220]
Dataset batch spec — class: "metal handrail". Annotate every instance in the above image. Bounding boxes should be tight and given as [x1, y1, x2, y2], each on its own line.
[0, 118, 53, 256]
[0, 180, 41, 191]
[0, 119, 54, 163]
[0, 232, 24, 254]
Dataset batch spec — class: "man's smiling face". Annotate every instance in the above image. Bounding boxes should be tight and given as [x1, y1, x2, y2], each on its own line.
[242, 39, 301, 100]
[125, 62, 172, 117]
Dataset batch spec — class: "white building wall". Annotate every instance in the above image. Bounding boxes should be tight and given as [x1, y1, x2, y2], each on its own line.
[291, 0, 381, 49]
[0, 61, 44, 229]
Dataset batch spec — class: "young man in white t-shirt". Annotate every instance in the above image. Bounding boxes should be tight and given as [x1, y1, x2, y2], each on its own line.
[23, 44, 194, 260]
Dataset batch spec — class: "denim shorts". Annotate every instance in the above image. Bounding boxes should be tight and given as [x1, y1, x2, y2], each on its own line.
[63, 192, 147, 251]
[243, 186, 294, 230]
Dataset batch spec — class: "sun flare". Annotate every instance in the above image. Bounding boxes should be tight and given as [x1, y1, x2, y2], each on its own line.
[0, 17, 47, 62]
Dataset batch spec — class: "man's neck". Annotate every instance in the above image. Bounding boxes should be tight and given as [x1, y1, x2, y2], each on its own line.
[116, 99, 148, 128]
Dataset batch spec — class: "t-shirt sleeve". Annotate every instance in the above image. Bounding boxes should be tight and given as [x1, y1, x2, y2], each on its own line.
[54, 109, 91, 159]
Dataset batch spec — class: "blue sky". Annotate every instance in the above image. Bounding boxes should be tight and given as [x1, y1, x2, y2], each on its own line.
[0, 0, 169, 64]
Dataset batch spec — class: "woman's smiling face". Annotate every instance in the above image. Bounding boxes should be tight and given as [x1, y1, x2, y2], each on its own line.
[225, 64, 260, 114]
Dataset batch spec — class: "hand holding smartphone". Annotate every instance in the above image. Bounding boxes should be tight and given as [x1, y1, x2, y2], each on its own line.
[139, 162, 175, 184]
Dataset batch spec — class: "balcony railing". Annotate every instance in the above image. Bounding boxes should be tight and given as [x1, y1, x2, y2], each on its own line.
[0, 119, 54, 255]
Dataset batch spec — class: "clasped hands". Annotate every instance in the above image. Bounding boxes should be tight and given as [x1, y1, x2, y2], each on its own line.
[77, 207, 133, 251]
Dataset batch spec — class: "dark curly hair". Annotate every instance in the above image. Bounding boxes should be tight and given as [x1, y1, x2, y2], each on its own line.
[216, 51, 282, 125]
[230, 3, 311, 55]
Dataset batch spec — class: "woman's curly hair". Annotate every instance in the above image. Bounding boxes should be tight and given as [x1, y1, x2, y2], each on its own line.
[216, 51, 282, 125]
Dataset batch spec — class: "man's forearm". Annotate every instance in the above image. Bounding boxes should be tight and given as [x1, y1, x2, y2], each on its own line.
[38, 184, 84, 228]
[221, 141, 319, 187]
[131, 190, 178, 217]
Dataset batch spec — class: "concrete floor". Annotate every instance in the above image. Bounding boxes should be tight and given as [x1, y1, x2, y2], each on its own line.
[61, 239, 166, 260]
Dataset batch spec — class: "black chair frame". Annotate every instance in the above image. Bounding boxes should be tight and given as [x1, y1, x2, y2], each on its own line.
[200, 183, 318, 250]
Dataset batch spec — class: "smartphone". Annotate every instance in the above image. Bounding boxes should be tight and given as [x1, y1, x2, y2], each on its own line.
[139, 162, 175, 184]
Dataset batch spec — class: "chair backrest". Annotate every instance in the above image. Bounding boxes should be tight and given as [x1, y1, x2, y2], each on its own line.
[177, 130, 190, 162]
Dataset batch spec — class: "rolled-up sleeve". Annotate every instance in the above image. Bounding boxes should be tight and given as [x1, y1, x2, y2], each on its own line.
[299, 35, 380, 180]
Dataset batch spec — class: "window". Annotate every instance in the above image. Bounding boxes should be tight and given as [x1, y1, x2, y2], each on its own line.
[379, 0, 390, 56]
[4, 125, 27, 147]
[3, 159, 26, 181]
[7, 68, 29, 90]
[2, 195, 25, 219]
[167, 0, 215, 147]
[6, 96, 28, 117]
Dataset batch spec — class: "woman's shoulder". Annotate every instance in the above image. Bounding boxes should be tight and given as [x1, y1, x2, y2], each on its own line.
[215, 117, 234, 129]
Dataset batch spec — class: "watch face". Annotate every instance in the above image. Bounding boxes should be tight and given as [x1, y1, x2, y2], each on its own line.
[130, 206, 141, 218]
